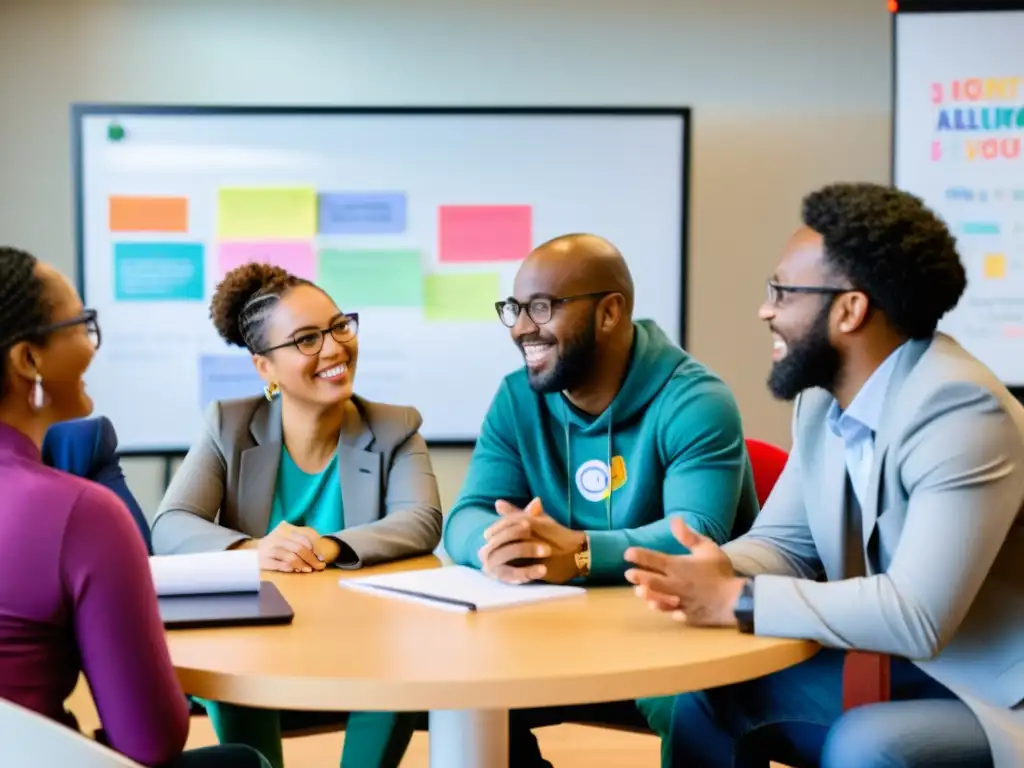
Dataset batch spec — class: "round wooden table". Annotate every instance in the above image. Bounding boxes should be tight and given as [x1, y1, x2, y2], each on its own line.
[166, 556, 818, 768]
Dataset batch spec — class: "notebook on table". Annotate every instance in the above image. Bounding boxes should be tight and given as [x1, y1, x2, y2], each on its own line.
[340, 565, 586, 613]
[150, 550, 295, 629]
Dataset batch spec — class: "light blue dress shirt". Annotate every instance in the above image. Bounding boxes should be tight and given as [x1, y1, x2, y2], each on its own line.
[826, 344, 906, 508]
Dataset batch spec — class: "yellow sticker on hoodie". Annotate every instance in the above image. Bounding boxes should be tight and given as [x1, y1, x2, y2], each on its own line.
[575, 456, 628, 502]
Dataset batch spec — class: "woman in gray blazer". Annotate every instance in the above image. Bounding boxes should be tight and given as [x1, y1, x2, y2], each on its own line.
[152, 262, 442, 768]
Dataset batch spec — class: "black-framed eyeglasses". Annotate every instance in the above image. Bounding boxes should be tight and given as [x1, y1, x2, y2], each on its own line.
[256, 312, 359, 357]
[495, 292, 614, 328]
[765, 281, 851, 307]
[0, 308, 101, 350]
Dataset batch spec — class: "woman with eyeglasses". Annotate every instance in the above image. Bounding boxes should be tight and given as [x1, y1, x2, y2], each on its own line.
[0, 247, 270, 767]
[151, 262, 441, 768]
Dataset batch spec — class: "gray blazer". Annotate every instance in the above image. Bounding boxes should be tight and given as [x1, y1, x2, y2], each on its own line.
[151, 395, 443, 568]
[723, 333, 1024, 766]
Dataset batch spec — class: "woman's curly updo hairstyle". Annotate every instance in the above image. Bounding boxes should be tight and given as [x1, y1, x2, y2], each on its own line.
[209, 263, 310, 353]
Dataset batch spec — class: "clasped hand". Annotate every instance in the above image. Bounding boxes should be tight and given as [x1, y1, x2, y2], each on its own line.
[623, 516, 745, 627]
[239, 521, 340, 573]
[477, 497, 586, 585]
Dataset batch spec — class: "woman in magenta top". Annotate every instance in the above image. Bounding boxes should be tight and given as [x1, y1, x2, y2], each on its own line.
[0, 246, 270, 768]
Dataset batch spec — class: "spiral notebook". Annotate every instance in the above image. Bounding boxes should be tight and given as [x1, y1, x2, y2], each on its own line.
[340, 565, 586, 613]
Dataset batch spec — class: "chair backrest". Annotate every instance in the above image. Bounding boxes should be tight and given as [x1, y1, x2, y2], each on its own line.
[0, 697, 142, 768]
[745, 438, 789, 507]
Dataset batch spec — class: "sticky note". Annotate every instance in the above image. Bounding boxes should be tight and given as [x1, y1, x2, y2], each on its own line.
[109, 196, 188, 233]
[217, 187, 317, 238]
[217, 241, 315, 281]
[114, 242, 204, 301]
[317, 249, 422, 309]
[963, 221, 1000, 235]
[319, 192, 407, 235]
[198, 355, 265, 409]
[984, 253, 1007, 279]
[438, 205, 532, 263]
[423, 272, 500, 321]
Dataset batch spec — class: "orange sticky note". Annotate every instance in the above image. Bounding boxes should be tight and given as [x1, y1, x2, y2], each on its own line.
[984, 253, 1006, 279]
[109, 196, 188, 233]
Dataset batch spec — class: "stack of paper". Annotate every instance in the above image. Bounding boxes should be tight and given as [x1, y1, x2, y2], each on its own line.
[340, 565, 586, 612]
[149, 550, 260, 597]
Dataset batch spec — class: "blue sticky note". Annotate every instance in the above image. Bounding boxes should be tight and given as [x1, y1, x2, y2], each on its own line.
[318, 192, 407, 235]
[114, 242, 204, 301]
[198, 354, 264, 409]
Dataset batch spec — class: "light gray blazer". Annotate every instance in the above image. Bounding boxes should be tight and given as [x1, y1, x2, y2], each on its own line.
[723, 333, 1024, 766]
[151, 395, 443, 568]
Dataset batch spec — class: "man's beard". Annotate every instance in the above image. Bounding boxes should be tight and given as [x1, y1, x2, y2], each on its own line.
[767, 304, 841, 401]
[524, 311, 598, 394]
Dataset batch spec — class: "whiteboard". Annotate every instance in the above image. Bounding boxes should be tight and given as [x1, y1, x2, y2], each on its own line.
[893, 5, 1024, 390]
[72, 106, 689, 455]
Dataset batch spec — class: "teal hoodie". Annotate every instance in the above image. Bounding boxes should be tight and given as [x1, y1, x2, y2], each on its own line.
[443, 319, 759, 581]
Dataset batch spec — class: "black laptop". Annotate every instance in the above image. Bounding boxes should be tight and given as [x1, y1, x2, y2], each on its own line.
[158, 581, 295, 629]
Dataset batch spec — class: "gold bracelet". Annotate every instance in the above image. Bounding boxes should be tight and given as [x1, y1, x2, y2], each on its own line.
[574, 534, 591, 577]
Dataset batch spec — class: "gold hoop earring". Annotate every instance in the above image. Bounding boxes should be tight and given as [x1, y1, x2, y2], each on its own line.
[264, 381, 280, 401]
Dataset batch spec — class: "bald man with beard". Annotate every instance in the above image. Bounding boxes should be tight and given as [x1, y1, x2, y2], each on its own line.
[442, 234, 759, 767]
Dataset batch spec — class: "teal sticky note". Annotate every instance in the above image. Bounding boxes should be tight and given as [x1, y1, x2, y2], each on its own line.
[114, 242, 205, 301]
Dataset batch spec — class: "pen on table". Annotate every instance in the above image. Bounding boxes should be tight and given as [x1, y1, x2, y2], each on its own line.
[367, 584, 478, 611]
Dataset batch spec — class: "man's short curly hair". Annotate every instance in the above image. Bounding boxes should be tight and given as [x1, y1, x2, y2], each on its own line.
[802, 182, 966, 339]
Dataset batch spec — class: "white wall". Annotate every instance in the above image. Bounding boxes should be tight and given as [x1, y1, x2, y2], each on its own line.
[0, 0, 892, 518]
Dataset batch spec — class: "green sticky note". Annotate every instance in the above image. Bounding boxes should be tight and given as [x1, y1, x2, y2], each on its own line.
[218, 187, 317, 238]
[317, 249, 422, 309]
[424, 272, 500, 321]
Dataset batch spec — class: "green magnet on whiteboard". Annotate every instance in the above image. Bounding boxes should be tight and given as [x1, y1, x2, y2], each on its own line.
[107, 123, 126, 141]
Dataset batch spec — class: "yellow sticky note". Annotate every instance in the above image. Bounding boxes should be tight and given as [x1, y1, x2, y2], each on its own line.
[423, 272, 500, 322]
[217, 187, 317, 239]
[984, 253, 1007, 279]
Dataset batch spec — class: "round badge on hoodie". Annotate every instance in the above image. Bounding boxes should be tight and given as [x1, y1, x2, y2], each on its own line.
[575, 460, 611, 502]
[575, 456, 628, 502]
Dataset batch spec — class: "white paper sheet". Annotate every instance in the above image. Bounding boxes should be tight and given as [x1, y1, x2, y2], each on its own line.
[149, 550, 260, 596]
[340, 565, 586, 613]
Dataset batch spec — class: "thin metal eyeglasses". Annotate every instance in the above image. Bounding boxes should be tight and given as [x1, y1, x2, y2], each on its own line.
[765, 281, 852, 306]
[495, 292, 614, 328]
[255, 312, 359, 357]
[0, 308, 101, 350]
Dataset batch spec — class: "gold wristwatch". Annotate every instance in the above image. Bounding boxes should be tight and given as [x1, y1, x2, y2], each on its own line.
[574, 534, 591, 577]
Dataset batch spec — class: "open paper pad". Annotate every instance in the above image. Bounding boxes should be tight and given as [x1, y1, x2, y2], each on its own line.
[340, 565, 586, 612]
[150, 550, 260, 597]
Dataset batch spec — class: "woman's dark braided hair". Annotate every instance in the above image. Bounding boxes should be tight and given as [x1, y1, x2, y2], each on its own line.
[0, 247, 51, 400]
[209, 263, 310, 353]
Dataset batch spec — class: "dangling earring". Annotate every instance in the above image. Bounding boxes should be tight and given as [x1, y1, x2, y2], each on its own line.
[31, 373, 45, 410]
[264, 381, 280, 401]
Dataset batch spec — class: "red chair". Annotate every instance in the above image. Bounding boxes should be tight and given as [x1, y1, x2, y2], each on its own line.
[843, 652, 890, 710]
[744, 438, 788, 507]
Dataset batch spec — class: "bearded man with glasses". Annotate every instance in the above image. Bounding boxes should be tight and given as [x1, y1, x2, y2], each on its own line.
[625, 183, 1024, 768]
[442, 233, 759, 767]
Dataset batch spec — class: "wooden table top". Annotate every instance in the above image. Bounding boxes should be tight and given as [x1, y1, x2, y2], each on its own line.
[166, 556, 818, 711]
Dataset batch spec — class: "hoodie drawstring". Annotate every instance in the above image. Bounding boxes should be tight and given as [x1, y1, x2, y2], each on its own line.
[562, 400, 614, 532]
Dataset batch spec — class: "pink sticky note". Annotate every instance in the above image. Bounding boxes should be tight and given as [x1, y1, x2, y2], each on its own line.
[217, 241, 315, 281]
[438, 205, 532, 263]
